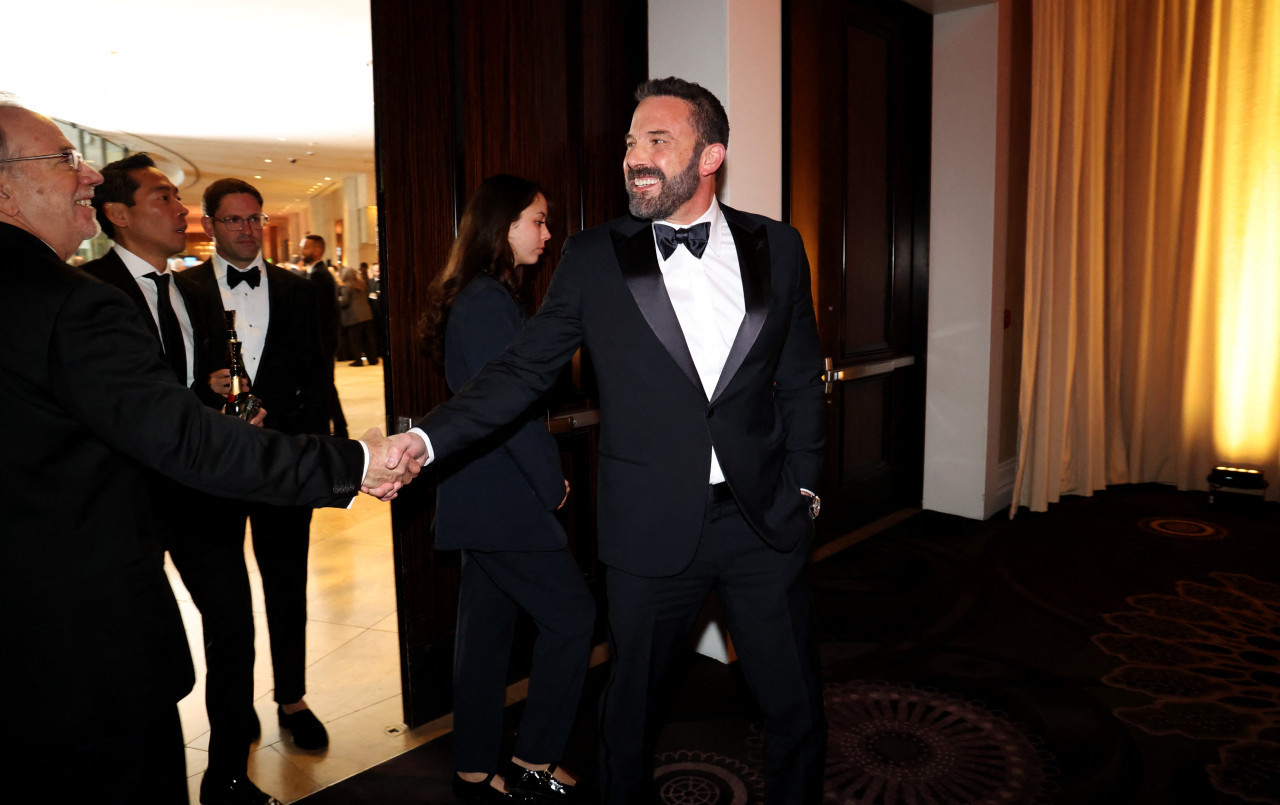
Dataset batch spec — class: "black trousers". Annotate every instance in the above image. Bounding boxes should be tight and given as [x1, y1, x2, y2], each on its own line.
[223, 503, 315, 706]
[599, 492, 827, 805]
[344, 319, 379, 363]
[167, 517, 256, 779]
[24, 699, 188, 804]
[324, 358, 348, 438]
[453, 547, 596, 773]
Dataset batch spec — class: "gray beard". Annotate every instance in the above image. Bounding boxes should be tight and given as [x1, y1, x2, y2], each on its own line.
[626, 150, 701, 221]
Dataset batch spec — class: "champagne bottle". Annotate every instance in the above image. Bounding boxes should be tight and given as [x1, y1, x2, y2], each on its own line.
[222, 310, 254, 418]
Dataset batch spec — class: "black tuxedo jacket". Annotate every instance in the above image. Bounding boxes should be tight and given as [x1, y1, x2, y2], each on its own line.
[308, 259, 341, 359]
[186, 259, 329, 436]
[82, 249, 226, 409]
[0, 223, 365, 743]
[418, 205, 825, 577]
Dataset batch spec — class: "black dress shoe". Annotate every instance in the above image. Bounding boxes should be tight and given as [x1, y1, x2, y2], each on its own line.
[452, 773, 518, 803]
[277, 706, 329, 750]
[507, 763, 577, 802]
[199, 775, 281, 805]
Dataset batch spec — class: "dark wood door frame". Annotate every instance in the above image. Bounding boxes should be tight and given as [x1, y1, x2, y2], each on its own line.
[370, 0, 646, 728]
[787, 0, 932, 539]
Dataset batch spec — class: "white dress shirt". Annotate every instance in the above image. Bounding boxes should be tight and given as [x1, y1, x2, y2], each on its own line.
[653, 198, 745, 484]
[211, 252, 270, 384]
[114, 244, 196, 388]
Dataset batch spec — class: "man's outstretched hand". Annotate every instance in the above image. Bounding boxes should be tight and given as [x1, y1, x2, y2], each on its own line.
[359, 428, 423, 501]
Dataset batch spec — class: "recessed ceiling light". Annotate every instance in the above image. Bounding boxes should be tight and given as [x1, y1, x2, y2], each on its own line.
[264, 158, 272, 163]
[324, 177, 331, 181]
[254, 175, 262, 179]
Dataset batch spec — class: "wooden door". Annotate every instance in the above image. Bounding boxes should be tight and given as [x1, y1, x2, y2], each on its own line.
[370, 0, 646, 727]
[789, 0, 932, 539]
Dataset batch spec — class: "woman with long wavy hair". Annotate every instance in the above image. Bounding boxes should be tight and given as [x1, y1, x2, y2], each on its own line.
[423, 174, 592, 803]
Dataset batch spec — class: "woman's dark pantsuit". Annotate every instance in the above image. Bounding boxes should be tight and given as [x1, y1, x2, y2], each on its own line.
[453, 547, 595, 773]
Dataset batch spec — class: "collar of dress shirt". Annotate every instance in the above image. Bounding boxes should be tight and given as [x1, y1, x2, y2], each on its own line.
[655, 197, 726, 261]
[113, 243, 170, 279]
[213, 251, 266, 289]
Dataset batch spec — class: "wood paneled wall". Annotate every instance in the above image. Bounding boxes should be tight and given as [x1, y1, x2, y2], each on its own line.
[370, 0, 646, 726]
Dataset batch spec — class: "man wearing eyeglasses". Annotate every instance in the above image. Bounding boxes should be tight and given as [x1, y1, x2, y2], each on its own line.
[187, 179, 335, 753]
[0, 104, 418, 802]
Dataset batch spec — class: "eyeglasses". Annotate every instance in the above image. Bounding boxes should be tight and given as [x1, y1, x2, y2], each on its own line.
[0, 149, 86, 171]
[207, 214, 270, 231]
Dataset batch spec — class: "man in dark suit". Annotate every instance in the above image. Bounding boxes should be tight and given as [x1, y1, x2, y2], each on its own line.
[186, 179, 335, 751]
[0, 104, 416, 803]
[84, 153, 280, 805]
[299, 233, 348, 436]
[387, 77, 827, 803]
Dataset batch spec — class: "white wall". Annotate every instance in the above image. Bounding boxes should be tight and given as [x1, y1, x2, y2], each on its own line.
[921, 3, 1009, 519]
[647, 0, 783, 217]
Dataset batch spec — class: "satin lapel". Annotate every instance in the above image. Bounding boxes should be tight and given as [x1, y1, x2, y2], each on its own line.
[710, 216, 770, 403]
[103, 252, 162, 342]
[259, 264, 288, 368]
[613, 226, 703, 392]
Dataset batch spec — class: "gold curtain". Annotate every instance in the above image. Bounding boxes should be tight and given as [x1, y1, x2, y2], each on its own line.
[1013, 0, 1280, 512]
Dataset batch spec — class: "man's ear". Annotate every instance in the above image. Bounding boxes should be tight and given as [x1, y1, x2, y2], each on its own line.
[699, 143, 726, 177]
[201, 215, 216, 239]
[0, 176, 18, 217]
[101, 201, 130, 231]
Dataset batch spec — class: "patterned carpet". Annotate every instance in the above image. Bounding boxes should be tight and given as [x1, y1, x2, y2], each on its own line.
[300, 485, 1280, 804]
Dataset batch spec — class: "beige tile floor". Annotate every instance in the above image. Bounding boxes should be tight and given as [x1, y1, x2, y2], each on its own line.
[168, 360, 453, 803]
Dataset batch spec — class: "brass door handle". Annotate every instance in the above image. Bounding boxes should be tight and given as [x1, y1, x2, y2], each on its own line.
[823, 355, 916, 393]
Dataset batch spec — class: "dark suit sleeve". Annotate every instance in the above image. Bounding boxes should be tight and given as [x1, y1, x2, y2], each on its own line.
[417, 239, 586, 458]
[180, 275, 232, 410]
[772, 231, 825, 492]
[449, 283, 565, 509]
[292, 278, 332, 436]
[48, 281, 364, 506]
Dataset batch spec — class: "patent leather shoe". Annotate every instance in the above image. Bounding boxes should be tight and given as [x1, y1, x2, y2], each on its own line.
[277, 705, 329, 750]
[199, 775, 281, 805]
[452, 773, 518, 803]
[507, 763, 577, 802]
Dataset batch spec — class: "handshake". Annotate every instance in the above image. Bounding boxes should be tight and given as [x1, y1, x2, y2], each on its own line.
[357, 428, 431, 501]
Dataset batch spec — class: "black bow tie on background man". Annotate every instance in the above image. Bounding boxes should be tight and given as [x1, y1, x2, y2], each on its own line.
[654, 222, 711, 260]
[228, 265, 261, 289]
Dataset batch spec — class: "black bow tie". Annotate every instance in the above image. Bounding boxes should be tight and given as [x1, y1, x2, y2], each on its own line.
[654, 222, 710, 260]
[228, 266, 261, 289]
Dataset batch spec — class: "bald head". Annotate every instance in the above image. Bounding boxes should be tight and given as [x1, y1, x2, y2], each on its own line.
[0, 106, 103, 259]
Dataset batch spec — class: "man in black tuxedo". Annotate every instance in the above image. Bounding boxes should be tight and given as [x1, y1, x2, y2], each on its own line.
[299, 233, 347, 437]
[84, 153, 280, 805]
[388, 78, 827, 803]
[0, 103, 416, 803]
[186, 179, 336, 752]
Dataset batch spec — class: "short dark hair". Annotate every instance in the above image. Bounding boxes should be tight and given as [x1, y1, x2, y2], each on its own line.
[203, 178, 263, 217]
[634, 77, 729, 150]
[92, 152, 157, 239]
[303, 233, 325, 251]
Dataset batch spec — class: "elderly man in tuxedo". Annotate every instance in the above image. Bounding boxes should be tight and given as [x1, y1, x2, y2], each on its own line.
[84, 153, 283, 805]
[386, 77, 828, 803]
[0, 103, 417, 803]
